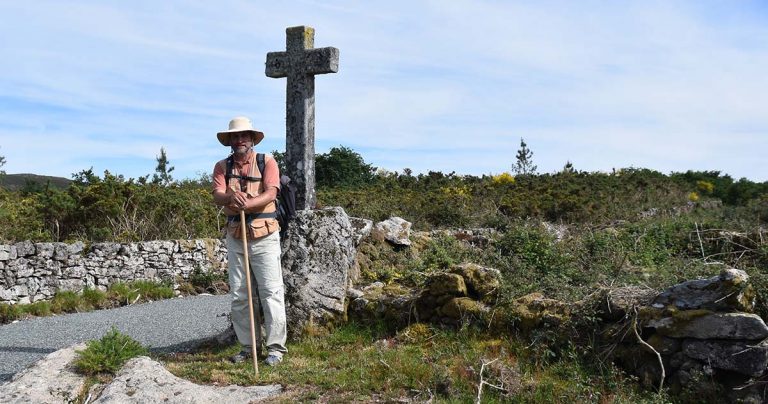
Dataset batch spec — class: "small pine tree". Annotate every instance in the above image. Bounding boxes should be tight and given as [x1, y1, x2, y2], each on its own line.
[562, 160, 575, 174]
[513, 138, 537, 175]
[152, 147, 175, 186]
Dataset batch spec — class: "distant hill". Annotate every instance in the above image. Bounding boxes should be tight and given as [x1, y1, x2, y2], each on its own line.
[0, 173, 71, 191]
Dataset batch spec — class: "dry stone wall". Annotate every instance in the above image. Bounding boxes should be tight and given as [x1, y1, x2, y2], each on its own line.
[0, 239, 227, 304]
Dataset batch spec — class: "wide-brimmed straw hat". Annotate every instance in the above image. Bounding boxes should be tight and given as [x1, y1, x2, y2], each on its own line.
[217, 116, 265, 146]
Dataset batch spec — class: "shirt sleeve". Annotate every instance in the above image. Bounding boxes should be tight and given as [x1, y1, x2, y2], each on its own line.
[212, 161, 227, 194]
[262, 155, 281, 191]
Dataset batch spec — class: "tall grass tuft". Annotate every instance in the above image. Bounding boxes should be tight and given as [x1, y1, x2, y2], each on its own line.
[51, 290, 82, 313]
[75, 326, 149, 375]
[0, 303, 22, 323]
[81, 287, 108, 309]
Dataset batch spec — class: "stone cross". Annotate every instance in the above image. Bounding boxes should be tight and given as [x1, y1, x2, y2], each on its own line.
[266, 26, 339, 210]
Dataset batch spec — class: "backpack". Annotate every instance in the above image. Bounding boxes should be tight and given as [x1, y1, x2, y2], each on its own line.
[226, 153, 296, 238]
[256, 154, 297, 238]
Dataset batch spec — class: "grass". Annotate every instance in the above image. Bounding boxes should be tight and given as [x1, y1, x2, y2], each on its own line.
[75, 326, 149, 375]
[162, 322, 669, 403]
[0, 279, 190, 325]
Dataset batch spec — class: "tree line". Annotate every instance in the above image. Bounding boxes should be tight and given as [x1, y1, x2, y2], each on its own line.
[0, 144, 766, 243]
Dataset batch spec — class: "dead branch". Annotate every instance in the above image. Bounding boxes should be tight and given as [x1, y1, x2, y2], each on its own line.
[476, 358, 504, 404]
[631, 307, 665, 393]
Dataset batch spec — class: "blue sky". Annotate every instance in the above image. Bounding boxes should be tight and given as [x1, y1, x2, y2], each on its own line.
[1, 1, 766, 181]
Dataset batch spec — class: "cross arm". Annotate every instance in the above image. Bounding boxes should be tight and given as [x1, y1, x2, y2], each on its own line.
[304, 47, 339, 75]
[265, 51, 288, 78]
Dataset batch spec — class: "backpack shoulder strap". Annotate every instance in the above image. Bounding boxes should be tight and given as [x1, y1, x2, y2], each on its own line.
[224, 155, 235, 181]
[256, 153, 265, 178]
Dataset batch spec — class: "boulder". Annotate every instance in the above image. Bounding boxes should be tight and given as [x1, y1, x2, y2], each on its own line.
[0, 245, 11, 261]
[651, 268, 754, 312]
[425, 273, 467, 297]
[648, 311, 768, 340]
[373, 217, 412, 246]
[450, 263, 501, 303]
[600, 286, 658, 321]
[682, 339, 768, 377]
[509, 293, 571, 332]
[348, 216, 374, 246]
[14, 241, 35, 257]
[441, 297, 489, 320]
[0, 344, 86, 403]
[281, 207, 358, 338]
[93, 357, 282, 403]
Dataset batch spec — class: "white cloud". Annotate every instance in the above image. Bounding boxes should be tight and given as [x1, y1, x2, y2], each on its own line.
[0, 1, 766, 181]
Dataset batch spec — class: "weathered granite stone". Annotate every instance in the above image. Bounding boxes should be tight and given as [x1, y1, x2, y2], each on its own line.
[347, 288, 364, 300]
[509, 293, 571, 332]
[373, 217, 412, 246]
[266, 25, 339, 211]
[92, 243, 121, 257]
[67, 241, 84, 256]
[35, 243, 55, 258]
[0, 288, 14, 301]
[11, 284, 29, 297]
[281, 207, 357, 337]
[58, 279, 85, 292]
[53, 243, 69, 261]
[93, 357, 282, 403]
[348, 216, 373, 246]
[450, 263, 501, 303]
[651, 268, 754, 312]
[646, 334, 681, 355]
[14, 240, 35, 257]
[600, 286, 659, 321]
[0, 245, 10, 261]
[682, 339, 768, 377]
[0, 344, 86, 403]
[441, 297, 489, 320]
[648, 311, 768, 340]
[426, 273, 467, 297]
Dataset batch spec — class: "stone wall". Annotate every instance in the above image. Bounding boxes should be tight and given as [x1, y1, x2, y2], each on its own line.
[0, 239, 227, 304]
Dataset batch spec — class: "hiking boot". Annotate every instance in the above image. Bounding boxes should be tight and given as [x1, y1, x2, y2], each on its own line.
[264, 354, 283, 366]
[229, 350, 252, 364]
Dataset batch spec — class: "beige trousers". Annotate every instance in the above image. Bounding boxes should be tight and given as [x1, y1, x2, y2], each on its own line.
[226, 231, 287, 358]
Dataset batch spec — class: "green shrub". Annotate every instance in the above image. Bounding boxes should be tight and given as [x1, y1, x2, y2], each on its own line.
[51, 290, 82, 313]
[189, 266, 227, 293]
[0, 303, 22, 324]
[75, 327, 149, 375]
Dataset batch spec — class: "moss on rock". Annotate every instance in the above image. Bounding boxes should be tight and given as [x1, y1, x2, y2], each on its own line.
[450, 263, 501, 304]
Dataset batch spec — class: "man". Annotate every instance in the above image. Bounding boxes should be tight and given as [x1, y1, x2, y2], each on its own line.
[212, 116, 287, 366]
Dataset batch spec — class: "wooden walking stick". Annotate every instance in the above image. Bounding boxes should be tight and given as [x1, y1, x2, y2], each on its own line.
[240, 210, 261, 376]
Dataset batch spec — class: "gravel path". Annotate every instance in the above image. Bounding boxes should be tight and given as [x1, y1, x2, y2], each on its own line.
[0, 294, 232, 382]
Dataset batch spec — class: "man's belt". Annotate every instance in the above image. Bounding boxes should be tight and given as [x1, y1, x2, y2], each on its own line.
[227, 212, 278, 224]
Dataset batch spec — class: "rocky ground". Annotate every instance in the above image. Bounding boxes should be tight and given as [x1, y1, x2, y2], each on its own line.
[0, 294, 231, 382]
[0, 344, 283, 403]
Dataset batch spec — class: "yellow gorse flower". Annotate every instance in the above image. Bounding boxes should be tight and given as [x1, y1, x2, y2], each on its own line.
[491, 172, 515, 185]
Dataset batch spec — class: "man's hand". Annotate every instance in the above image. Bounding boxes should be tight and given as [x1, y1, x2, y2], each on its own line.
[228, 191, 248, 210]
